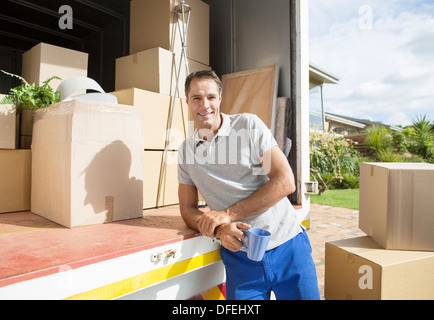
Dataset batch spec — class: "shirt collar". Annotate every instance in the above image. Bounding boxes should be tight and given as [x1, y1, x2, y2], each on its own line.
[194, 113, 230, 146]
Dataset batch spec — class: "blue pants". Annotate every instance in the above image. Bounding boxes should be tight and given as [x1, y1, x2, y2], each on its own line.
[220, 230, 320, 300]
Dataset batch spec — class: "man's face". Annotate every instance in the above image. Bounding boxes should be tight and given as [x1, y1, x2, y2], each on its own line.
[186, 78, 222, 133]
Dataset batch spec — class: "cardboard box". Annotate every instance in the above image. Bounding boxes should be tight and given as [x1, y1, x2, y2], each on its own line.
[22, 42, 88, 88]
[20, 42, 89, 145]
[359, 162, 434, 251]
[115, 47, 210, 98]
[111, 88, 190, 150]
[143, 150, 178, 208]
[0, 150, 31, 213]
[0, 94, 19, 149]
[325, 236, 434, 300]
[130, 0, 209, 65]
[31, 100, 144, 228]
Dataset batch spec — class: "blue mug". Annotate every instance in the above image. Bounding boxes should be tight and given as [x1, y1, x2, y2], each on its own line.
[241, 228, 271, 261]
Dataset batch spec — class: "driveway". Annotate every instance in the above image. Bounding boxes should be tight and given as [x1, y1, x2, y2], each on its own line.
[306, 204, 366, 299]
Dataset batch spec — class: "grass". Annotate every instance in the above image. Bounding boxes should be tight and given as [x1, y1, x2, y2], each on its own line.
[310, 189, 359, 210]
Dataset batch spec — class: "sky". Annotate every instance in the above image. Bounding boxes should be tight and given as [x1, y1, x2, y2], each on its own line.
[309, 0, 434, 127]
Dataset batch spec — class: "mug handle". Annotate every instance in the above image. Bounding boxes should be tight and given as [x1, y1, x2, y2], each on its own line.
[241, 230, 248, 249]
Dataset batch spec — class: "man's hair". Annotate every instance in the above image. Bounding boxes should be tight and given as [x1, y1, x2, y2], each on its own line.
[185, 70, 223, 97]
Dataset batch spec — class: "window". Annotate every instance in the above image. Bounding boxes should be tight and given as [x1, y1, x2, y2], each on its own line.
[309, 83, 324, 131]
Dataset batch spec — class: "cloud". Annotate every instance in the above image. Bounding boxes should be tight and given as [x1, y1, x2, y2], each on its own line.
[309, 0, 434, 126]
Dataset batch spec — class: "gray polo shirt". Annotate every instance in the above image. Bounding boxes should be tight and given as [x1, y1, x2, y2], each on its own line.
[177, 112, 302, 250]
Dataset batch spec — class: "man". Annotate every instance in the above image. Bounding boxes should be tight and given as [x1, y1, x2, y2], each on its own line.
[177, 70, 320, 300]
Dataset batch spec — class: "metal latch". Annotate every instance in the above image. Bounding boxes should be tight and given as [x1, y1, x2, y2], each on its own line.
[305, 181, 319, 194]
[151, 249, 177, 262]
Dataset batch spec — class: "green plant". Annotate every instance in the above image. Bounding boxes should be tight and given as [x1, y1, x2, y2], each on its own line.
[391, 130, 408, 154]
[310, 131, 360, 195]
[375, 148, 399, 162]
[364, 125, 393, 160]
[0, 70, 61, 113]
[410, 115, 433, 160]
[332, 172, 360, 189]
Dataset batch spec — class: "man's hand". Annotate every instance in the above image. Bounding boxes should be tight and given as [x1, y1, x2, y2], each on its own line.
[196, 210, 231, 238]
[215, 222, 251, 252]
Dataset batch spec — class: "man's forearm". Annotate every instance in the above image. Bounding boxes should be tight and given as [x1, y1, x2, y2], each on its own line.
[180, 205, 203, 232]
[178, 183, 204, 232]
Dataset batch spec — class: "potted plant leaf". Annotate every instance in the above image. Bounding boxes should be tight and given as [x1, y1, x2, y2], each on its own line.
[0, 70, 62, 148]
[0, 70, 62, 113]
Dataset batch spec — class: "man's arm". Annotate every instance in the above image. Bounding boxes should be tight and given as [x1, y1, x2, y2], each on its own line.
[178, 183, 203, 232]
[178, 183, 234, 232]
[178, 183, 250, 251]
[197, 145, 295, 237]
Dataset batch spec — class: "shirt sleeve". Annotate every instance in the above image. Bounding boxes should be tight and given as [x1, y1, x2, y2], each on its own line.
[248, 114, 278, 159]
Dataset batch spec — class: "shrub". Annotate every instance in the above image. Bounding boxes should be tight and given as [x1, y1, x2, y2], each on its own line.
[310, 131, 360, 194]
[331, 173, 360, 189]
[410, 115, 433, 160]
[364, 125, 393, 160]
[400, 115, 434, 163]
[375, 148, 399, 162]
[391, 130, 408, 154]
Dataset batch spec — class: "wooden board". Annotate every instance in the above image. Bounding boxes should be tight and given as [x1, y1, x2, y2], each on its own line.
[221, 65, 279, 135]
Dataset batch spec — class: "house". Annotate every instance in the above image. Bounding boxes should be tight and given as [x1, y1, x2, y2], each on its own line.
[309, 62, 340, 131]
[325, 112, 366, 136]
[309, 62, 402, 136]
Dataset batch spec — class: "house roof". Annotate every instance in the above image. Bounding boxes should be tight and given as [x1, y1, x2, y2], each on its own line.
[309, 63, 402, 132]
[325, 113, 366, 129]
[309, 62, 340, 85]
[326, 112, 403, 132]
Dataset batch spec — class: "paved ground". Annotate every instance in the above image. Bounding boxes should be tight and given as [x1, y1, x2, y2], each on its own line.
[306, 204, 366, 300]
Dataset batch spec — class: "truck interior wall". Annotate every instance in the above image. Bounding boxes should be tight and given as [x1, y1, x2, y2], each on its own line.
[0, 10, 129, 94]
[82, 17, 129, 93]
[0, 46, 24, 93]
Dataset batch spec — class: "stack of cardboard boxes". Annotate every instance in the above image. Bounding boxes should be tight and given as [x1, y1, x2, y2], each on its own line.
[325, 162, 434, 300]
[112, 0, 211, 209]
[2, 42, 146, 228]
[0, 43, 88, 214]
[1, 0, 211, 219]
[1, 93, 26, 214]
